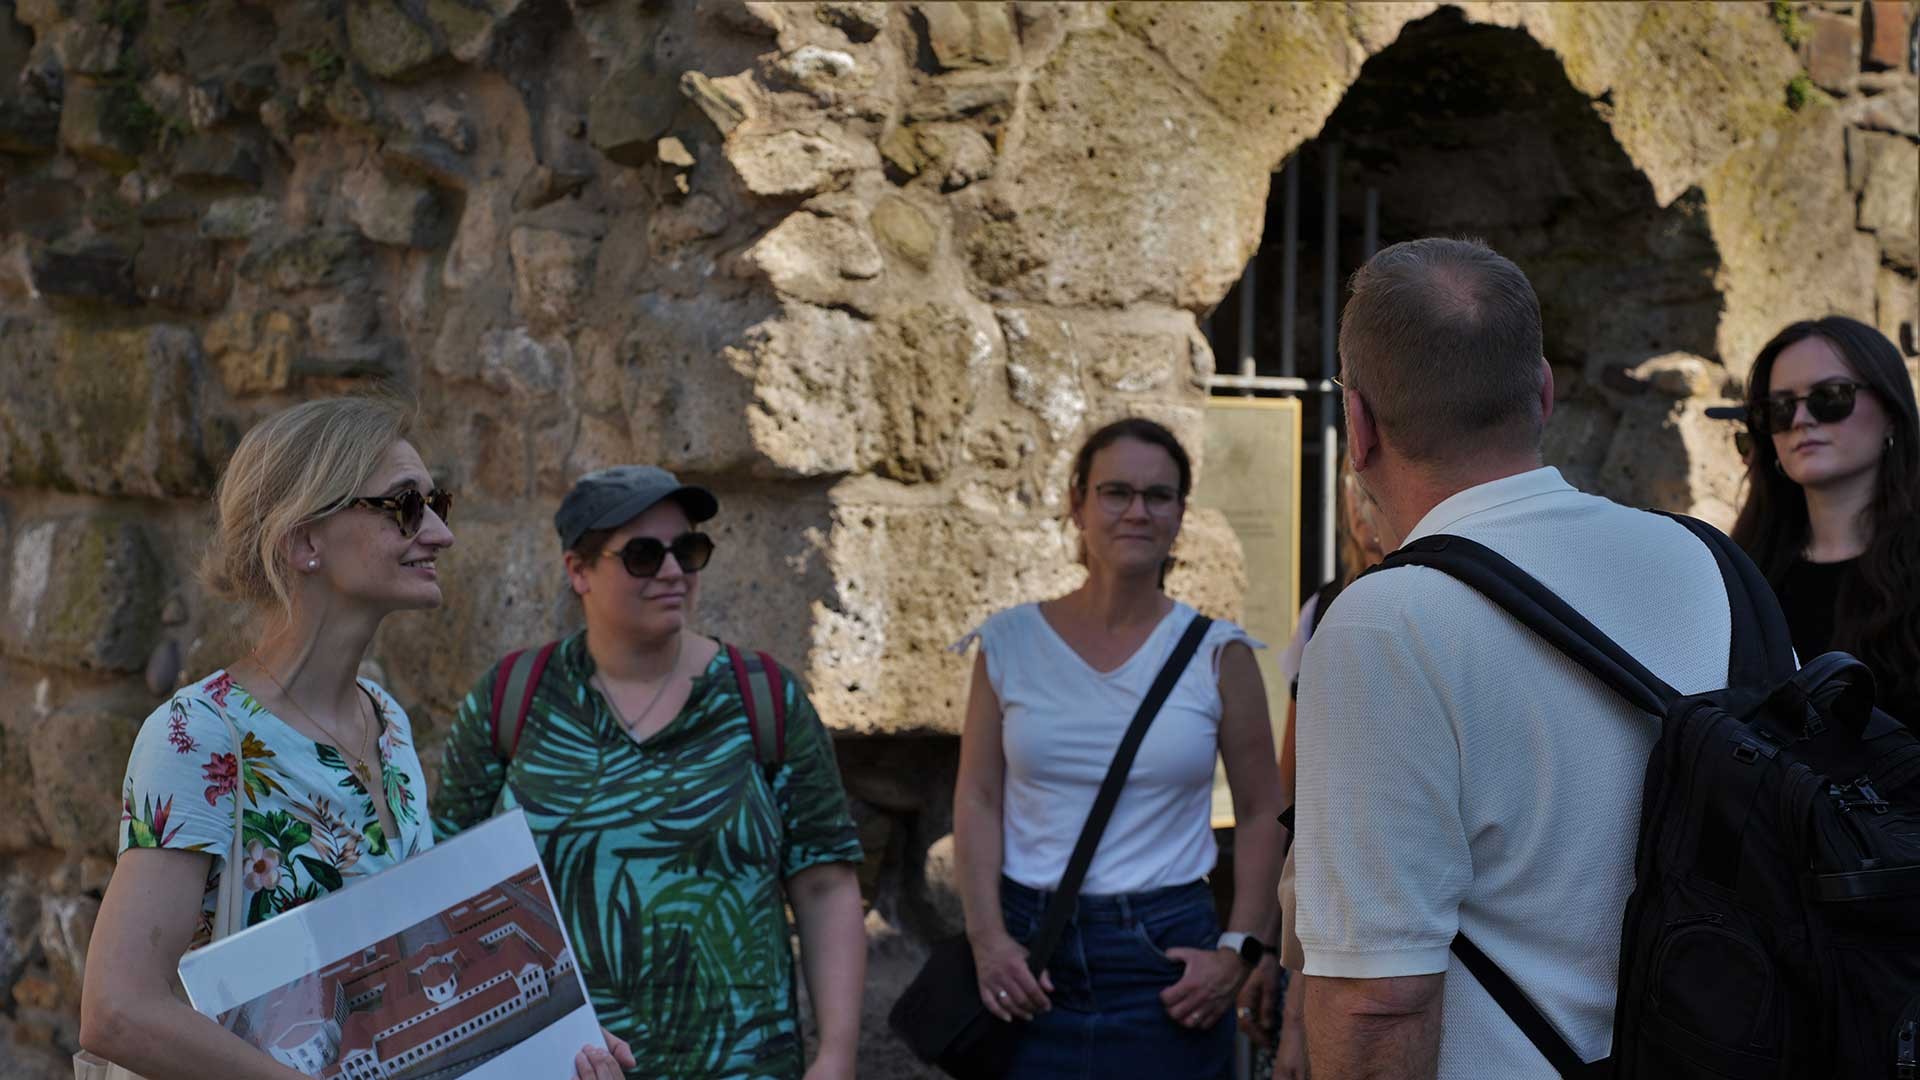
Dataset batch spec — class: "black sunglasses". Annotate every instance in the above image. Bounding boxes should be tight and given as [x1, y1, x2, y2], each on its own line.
[600, 532, 715, 578]
[350, 488, 452, 538]
[1748, 381, 1869, 434]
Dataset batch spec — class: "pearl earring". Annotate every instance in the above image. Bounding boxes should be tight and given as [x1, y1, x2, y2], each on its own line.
[308, 559, 319, 570]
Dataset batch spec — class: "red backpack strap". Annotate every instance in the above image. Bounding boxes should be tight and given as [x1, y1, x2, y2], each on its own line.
[726, 644, 788, 773]
[756, 650, 787, 767]
[491, 641, 559, 761]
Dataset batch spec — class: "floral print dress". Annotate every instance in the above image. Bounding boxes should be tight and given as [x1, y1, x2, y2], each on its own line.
[119, 671, 434, 943]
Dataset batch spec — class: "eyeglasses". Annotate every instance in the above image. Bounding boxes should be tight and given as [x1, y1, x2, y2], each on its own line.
[1092, 482, 1181, 516]
[350, 489, 452, 538]
[1748, 381, 1869, 434]
[599, 532, 715, 578]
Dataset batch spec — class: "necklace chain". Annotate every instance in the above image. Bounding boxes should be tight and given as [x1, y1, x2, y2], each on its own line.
[596, 634, 686, 739]
[247, 654, 380, 782]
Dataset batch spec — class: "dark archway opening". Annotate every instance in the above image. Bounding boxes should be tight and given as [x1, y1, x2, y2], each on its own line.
[1206, 7, 1724, 598]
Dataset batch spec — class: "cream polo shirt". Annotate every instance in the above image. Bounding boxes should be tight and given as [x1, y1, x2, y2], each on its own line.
[1295, 467, 1732, 1076]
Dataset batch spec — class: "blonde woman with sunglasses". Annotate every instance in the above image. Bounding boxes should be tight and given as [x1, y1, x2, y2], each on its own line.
[81, 397, 636, 1080]
[433, 466, 867, 1080]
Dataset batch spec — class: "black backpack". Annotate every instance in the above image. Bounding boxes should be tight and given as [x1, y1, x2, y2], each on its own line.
[1371, 514, 1920, 1079]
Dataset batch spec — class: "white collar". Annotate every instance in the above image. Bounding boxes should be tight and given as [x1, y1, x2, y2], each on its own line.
[1405, 466, 1573, 542]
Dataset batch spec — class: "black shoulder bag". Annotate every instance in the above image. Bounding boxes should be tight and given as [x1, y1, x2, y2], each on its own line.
[888, 614, 1215, 1078]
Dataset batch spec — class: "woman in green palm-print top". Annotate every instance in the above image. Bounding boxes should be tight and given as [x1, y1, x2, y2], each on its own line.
[433, 466, 867, 1080]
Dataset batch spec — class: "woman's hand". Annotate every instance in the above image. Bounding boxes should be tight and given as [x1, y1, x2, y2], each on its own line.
[1236, 953, 1280, 1047]
[571, 1027, 636, 1079]
[970, 929, 1053, 1022]
[1159, 946, 1249, 1029]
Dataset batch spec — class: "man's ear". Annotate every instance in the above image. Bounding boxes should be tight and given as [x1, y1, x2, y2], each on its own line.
[1537, 358, 1555, 427]
[1346, 386, 1379, 474]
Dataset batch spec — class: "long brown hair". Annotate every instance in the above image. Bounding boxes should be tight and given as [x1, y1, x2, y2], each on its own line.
[1731, 316, 1920, 709]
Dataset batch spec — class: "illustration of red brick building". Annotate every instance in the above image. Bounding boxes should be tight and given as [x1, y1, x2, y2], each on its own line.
[250, 867, 577, 1080]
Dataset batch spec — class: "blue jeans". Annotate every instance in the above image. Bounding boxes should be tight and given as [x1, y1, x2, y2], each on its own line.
[1000, 876, 1233, 1080]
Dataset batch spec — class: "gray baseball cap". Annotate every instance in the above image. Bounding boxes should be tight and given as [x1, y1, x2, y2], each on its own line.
[554, 465, 718, 551]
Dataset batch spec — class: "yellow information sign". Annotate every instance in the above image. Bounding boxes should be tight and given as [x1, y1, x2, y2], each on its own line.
[1192, 397, 1303, 828]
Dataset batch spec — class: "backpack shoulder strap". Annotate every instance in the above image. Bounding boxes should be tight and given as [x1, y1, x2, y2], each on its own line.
[1368, 534, 1675, 716]
[726, 644, 789, 773]
[491, 641, 559, 761]
[1451, 934, 1608, 1078]
[1655, 513, 1796, 687]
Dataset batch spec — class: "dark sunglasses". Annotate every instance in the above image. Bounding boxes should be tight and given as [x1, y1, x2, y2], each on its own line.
[350, 488, 453, 538]
[599, 532, 715, 578]
[1748, 381, 1869, 434]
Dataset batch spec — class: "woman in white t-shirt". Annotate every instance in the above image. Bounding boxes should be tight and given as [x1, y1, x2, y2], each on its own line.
[952, 417, 1285, 1080]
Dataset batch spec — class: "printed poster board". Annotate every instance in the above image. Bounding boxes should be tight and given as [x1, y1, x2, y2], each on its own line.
[177, 809, 599, 1080]
[1193, 397, 1303, 828]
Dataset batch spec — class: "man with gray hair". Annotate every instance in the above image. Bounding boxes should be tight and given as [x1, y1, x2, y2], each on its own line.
[1293, 238, 1732, 1077]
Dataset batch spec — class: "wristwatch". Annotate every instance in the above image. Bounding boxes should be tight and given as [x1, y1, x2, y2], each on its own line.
[1216, 931, 1268, 966]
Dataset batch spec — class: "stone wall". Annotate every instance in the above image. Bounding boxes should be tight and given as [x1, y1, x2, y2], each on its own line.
[0, 2, 1914, 1076]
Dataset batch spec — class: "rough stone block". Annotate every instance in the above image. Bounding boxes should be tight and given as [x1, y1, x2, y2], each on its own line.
[996, 307, 1087, 439]
[381, 135, 474, 190]
[28, 690, 147, 856]
[47, 21, 122, 76]
[680, 71, 748, 135]
[237, 228, 371, 292]
[1857, 128, 1918, 269]
[979, 26, 1269, 308]
[1861, 0, 1914, 70]
[133, 231, 232, 313]
[812, 506, 1083, 735]
[29, 238, 140, 307]
[0, 670, 56, 854]
[1806, 12, 1863, 88]
[588, 58, 683, 166]
[172, 131, 264, 188]
[725, 128, 873, 196]
[4, 516, 162, 673]
[347, 0, 447, 81]
[0, 96, 60, 156]
[508, 226, 598, 335]
[915, 2, 1014, 70]
[747, 210, 884, 307]
[344, 164, 447, 248]
[199, 195, 280, 240]
[871, 303, 986, 482]
[733, 301, 879, 476]
[1627, 352, 1719, 398]
[205, 309, 299, 396]
[869, 196, 938, 269]
[1842, 77, 1920, 134]
[57, 80, 143, 171]
[0, 321, 211, 496]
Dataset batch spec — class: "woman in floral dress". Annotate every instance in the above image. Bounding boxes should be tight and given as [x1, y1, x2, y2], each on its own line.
[80, 397, 634, 1080]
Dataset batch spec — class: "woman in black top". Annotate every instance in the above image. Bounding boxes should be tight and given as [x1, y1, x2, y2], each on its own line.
[1731, 316, 1920, 729]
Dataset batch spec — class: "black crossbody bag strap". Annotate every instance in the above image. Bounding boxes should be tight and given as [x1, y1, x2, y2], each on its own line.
[1022, 614, 1213, 974]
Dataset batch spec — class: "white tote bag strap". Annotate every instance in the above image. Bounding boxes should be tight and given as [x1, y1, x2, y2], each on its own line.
[75, 702, 251, 1080]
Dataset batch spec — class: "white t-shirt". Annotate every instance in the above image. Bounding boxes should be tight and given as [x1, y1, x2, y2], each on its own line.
[968, 601, 1262, 895]
[1295, 467, 1731, 1076]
